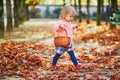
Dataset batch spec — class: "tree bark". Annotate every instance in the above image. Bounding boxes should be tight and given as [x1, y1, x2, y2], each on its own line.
[110, 0, 118, 29]
[111, 0, 117, 14]
[6, 0, 13, 31]
[70, 0, 72, 5]
[74, 0, 77, 11]
[78, 0, 82, 22]
[14, 0, 29, 28]
[97, 0, 102, 26]
[63, 0, 66, 6]
[87, 0, 90, 23]
[23, 1, 29, 21]
[18, 0, 24, 24]
[101, 0, 104, 12]
[19, 0, 29, 23]
[0, 0, 4, 38]
[14, 0, 19, 28]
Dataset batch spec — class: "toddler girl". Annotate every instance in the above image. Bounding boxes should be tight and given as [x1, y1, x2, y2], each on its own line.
[51, 5, 84, 70]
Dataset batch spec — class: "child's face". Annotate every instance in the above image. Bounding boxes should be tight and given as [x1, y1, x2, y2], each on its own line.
[65, 13, 74, 22]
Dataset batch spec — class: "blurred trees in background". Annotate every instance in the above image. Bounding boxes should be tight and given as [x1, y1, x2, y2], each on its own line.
[86, 0, 90, 24]
[0, 0, 30, 38]
[97, 0, 102, 26]
[14, 0, 29, 28]
[0, 0, 4, 38]
[78, 0, 82, 22]
[6, 0, 13, 31]
[0, 0, 120, 38]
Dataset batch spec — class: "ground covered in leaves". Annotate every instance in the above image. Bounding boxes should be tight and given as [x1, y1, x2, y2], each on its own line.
[0, 20, 120, 80]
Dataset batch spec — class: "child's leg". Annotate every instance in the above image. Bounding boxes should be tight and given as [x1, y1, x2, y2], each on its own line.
[67, 50, 78, 66]
[52, 53, 61, 65]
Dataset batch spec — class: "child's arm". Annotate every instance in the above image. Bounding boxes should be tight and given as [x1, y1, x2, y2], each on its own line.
[54, 24, 66, 33]
[54, 23, 61, 32]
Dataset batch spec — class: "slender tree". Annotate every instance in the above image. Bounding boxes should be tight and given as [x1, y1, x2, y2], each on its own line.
[0, 0, 4, 38]
[63, 0, 66, 6]
[74, 0, 77, 11]
[86, 0, 90, 23]
[70, 0, 72, 5]
[78, 0, 82, 22]
[97, 0, 102, 26]
[25, 4, 29, 20]
[14, 0, 29, 28]
[111, 0, 117, 14]
[14, 0, 19, 28]
[101, 0, 104, 12]
[110, 0, 118, 29]
[18, 0, 26, 24]
[6, 0, 13, 31]
[22, 0, 29, 22]
[108, 0, 111, 4]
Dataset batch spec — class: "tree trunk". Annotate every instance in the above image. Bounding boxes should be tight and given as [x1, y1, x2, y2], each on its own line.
[14, 0, 29, 28]
[0, 0, 4, 38]
[63, 0, 66, 6]
[20, 0, 29, 22]
[110, 0, 118, 29]
[14, 0, 19, 28]
[115, 0, 118, 10]
[97, 0, 102, 26]
[6, 0, 13, 31]
[18, 0, 24, 24]
[108, 0, 111, 4]
[87, 0, 90, 23]
[101, 0, 104, 12]
[70, 0, 72, 5]
[74, 0, 77, 11]
[111, 0, 117, 14]
[23, 1, 29, 21]
[78, 0, 82, 22]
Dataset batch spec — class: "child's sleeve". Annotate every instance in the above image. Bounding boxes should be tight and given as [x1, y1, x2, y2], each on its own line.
[54, 22, 66, 32]
[54, 23, 60, 32]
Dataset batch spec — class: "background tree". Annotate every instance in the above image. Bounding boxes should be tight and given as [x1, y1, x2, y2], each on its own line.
[70, 0, 72, 5]
[14, 0, 29, 28]
[74, 0, 77, 11]
[18, 0, 28, 25]
[22, 0, 29, 21]
[108, 0, 111, 4]
[101, 0, 104, 12]
[6, 0, 13, 31]
[78, 0, 82, 22]
[0, 0, 4, 38]
[111, 0, 118, 14]
[110, 0, 118, 29]
[14, 0, 19, 28]
[97, 0, 102, 26]
[86, 0, 90, 23]
[63, 0, 66, 6]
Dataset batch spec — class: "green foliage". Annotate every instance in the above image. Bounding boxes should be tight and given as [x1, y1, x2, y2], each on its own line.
[25, 0, 120, 6]
[25, 0, 40, 6]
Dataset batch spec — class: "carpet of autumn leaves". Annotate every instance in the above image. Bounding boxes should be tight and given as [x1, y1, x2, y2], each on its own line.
[0, 21, 120, 80]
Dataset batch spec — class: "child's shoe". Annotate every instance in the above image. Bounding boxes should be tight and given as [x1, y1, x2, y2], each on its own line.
[75, 64, 84, 70]
[50, 65, 57, 70]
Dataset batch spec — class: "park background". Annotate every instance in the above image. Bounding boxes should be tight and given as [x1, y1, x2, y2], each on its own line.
[0, 0, 120, 80]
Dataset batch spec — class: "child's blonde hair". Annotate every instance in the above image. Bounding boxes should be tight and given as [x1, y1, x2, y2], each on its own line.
[59, 5, 76, 19]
